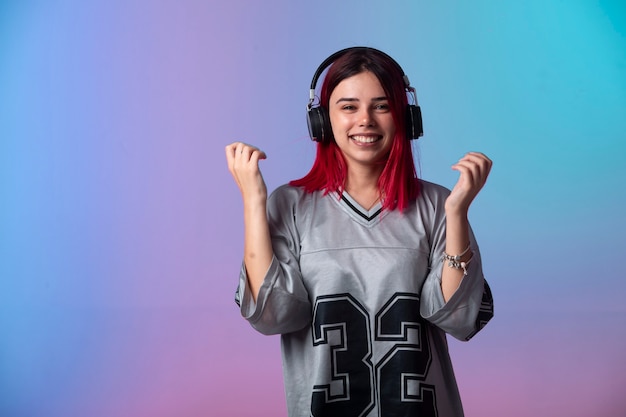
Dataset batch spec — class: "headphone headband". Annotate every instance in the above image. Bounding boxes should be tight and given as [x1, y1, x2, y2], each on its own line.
[311, 46, 410, 90]
[308, 47, 412, 104]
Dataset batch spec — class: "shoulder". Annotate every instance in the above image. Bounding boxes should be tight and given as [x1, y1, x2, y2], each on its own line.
[406, 180, 450, 230]
[266, 185, 322, 233]
[267, 184, 318, 215]
[268, 184, 308, 205]
[417, 179, 451, 203]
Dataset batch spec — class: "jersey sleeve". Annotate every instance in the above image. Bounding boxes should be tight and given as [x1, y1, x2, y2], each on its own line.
[235, 186, 312, 335]
[417, 183, 494, 341]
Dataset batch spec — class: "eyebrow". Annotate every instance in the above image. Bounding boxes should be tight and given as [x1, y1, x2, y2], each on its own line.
[335, 96, 388, 104]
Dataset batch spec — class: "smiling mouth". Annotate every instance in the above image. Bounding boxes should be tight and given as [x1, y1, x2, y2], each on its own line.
[350, 135, 382, 144]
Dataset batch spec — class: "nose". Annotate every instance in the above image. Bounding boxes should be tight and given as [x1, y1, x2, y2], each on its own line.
[358, 108, 375, 127]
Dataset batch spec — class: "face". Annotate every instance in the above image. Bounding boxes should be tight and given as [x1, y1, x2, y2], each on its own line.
[328, 71, 396, 171]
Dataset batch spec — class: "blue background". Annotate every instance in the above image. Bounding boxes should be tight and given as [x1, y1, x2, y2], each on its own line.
[1, 0, 625, 415]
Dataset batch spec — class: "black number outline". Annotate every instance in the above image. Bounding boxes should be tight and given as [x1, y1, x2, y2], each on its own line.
[375, 293, 437, 416]
[311, 294, 375, 417]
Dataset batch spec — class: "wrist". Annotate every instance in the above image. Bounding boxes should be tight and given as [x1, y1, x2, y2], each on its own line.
[444, 204, 469, 219]
[243, 197, 267, 220]
[242, 191, 267, 206]
[445, 210, 469, 229]
[442, 244, 473, 276]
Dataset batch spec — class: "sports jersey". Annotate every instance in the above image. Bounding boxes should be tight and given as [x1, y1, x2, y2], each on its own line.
[235, 180, 494, 417]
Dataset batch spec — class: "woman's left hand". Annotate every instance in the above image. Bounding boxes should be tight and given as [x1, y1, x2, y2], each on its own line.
[445, 152, 492, 215]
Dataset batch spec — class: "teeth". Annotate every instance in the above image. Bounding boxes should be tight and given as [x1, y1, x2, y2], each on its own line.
[351, 135, 380, 143]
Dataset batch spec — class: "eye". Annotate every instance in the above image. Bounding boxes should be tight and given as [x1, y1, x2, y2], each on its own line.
[341, 105, 357, 111]
[374, 103, 390, 111]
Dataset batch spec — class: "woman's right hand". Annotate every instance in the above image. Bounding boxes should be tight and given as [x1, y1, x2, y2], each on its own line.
[225, 142, 268, 203]
[225, 142, 273, 302]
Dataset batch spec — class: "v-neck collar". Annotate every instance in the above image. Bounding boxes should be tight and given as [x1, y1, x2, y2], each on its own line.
[338, 192, 383, 222]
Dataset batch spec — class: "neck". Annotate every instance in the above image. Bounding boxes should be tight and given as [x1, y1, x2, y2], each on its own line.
[344, 169, 382, 210]
[345, 162, 383, 189]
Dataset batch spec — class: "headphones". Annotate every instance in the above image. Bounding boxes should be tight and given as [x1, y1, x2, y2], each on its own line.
[306, 47, 423, 144]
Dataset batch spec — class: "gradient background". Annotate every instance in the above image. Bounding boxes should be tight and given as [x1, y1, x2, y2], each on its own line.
[1, 1, 625, 416]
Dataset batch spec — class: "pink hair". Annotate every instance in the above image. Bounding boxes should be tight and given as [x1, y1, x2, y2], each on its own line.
[290, 48, 419, 212]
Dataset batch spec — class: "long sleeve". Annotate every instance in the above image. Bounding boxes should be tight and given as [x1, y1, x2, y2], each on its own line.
[235, 186, 312, 335]
[417, 181, 494, 341]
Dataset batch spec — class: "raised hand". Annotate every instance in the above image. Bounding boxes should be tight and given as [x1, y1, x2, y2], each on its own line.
[225, 141, 268, 203]
[225, 142, 273, 300]
[445, 152, 492, 215]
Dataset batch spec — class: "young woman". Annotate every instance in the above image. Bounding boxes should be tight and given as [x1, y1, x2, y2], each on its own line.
[225, 47, 493, 417]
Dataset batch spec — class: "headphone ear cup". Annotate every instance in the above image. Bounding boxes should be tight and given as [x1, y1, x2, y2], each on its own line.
[405, 104, 423, 140]
[307, 106, 332, 143]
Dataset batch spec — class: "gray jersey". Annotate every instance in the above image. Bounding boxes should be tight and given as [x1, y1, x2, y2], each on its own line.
[236, 180, 493, 417]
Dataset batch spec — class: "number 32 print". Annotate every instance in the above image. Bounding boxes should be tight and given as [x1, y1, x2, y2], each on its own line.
[311, 293, 437, 417]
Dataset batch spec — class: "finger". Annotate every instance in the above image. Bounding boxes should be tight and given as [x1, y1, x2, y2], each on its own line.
[453, 158, 482, 175]
[234, 143, 253, 170]
[454, 154, 491, 184]
[466, 151, 492, 165]
[457, 153, 489, 169]
[226, 142, 250, 162]
[460, 152, 492, 177]
[252, 149, 267, 160]
[454, 161, 487, 188]
[229, 142, 255, 175]
[239, 145, 267, 164]
[225, 142, 238, 159]
[225, 143, 240, 172]
[235, 142, 248, 158]
[451, 163, 476, 189]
